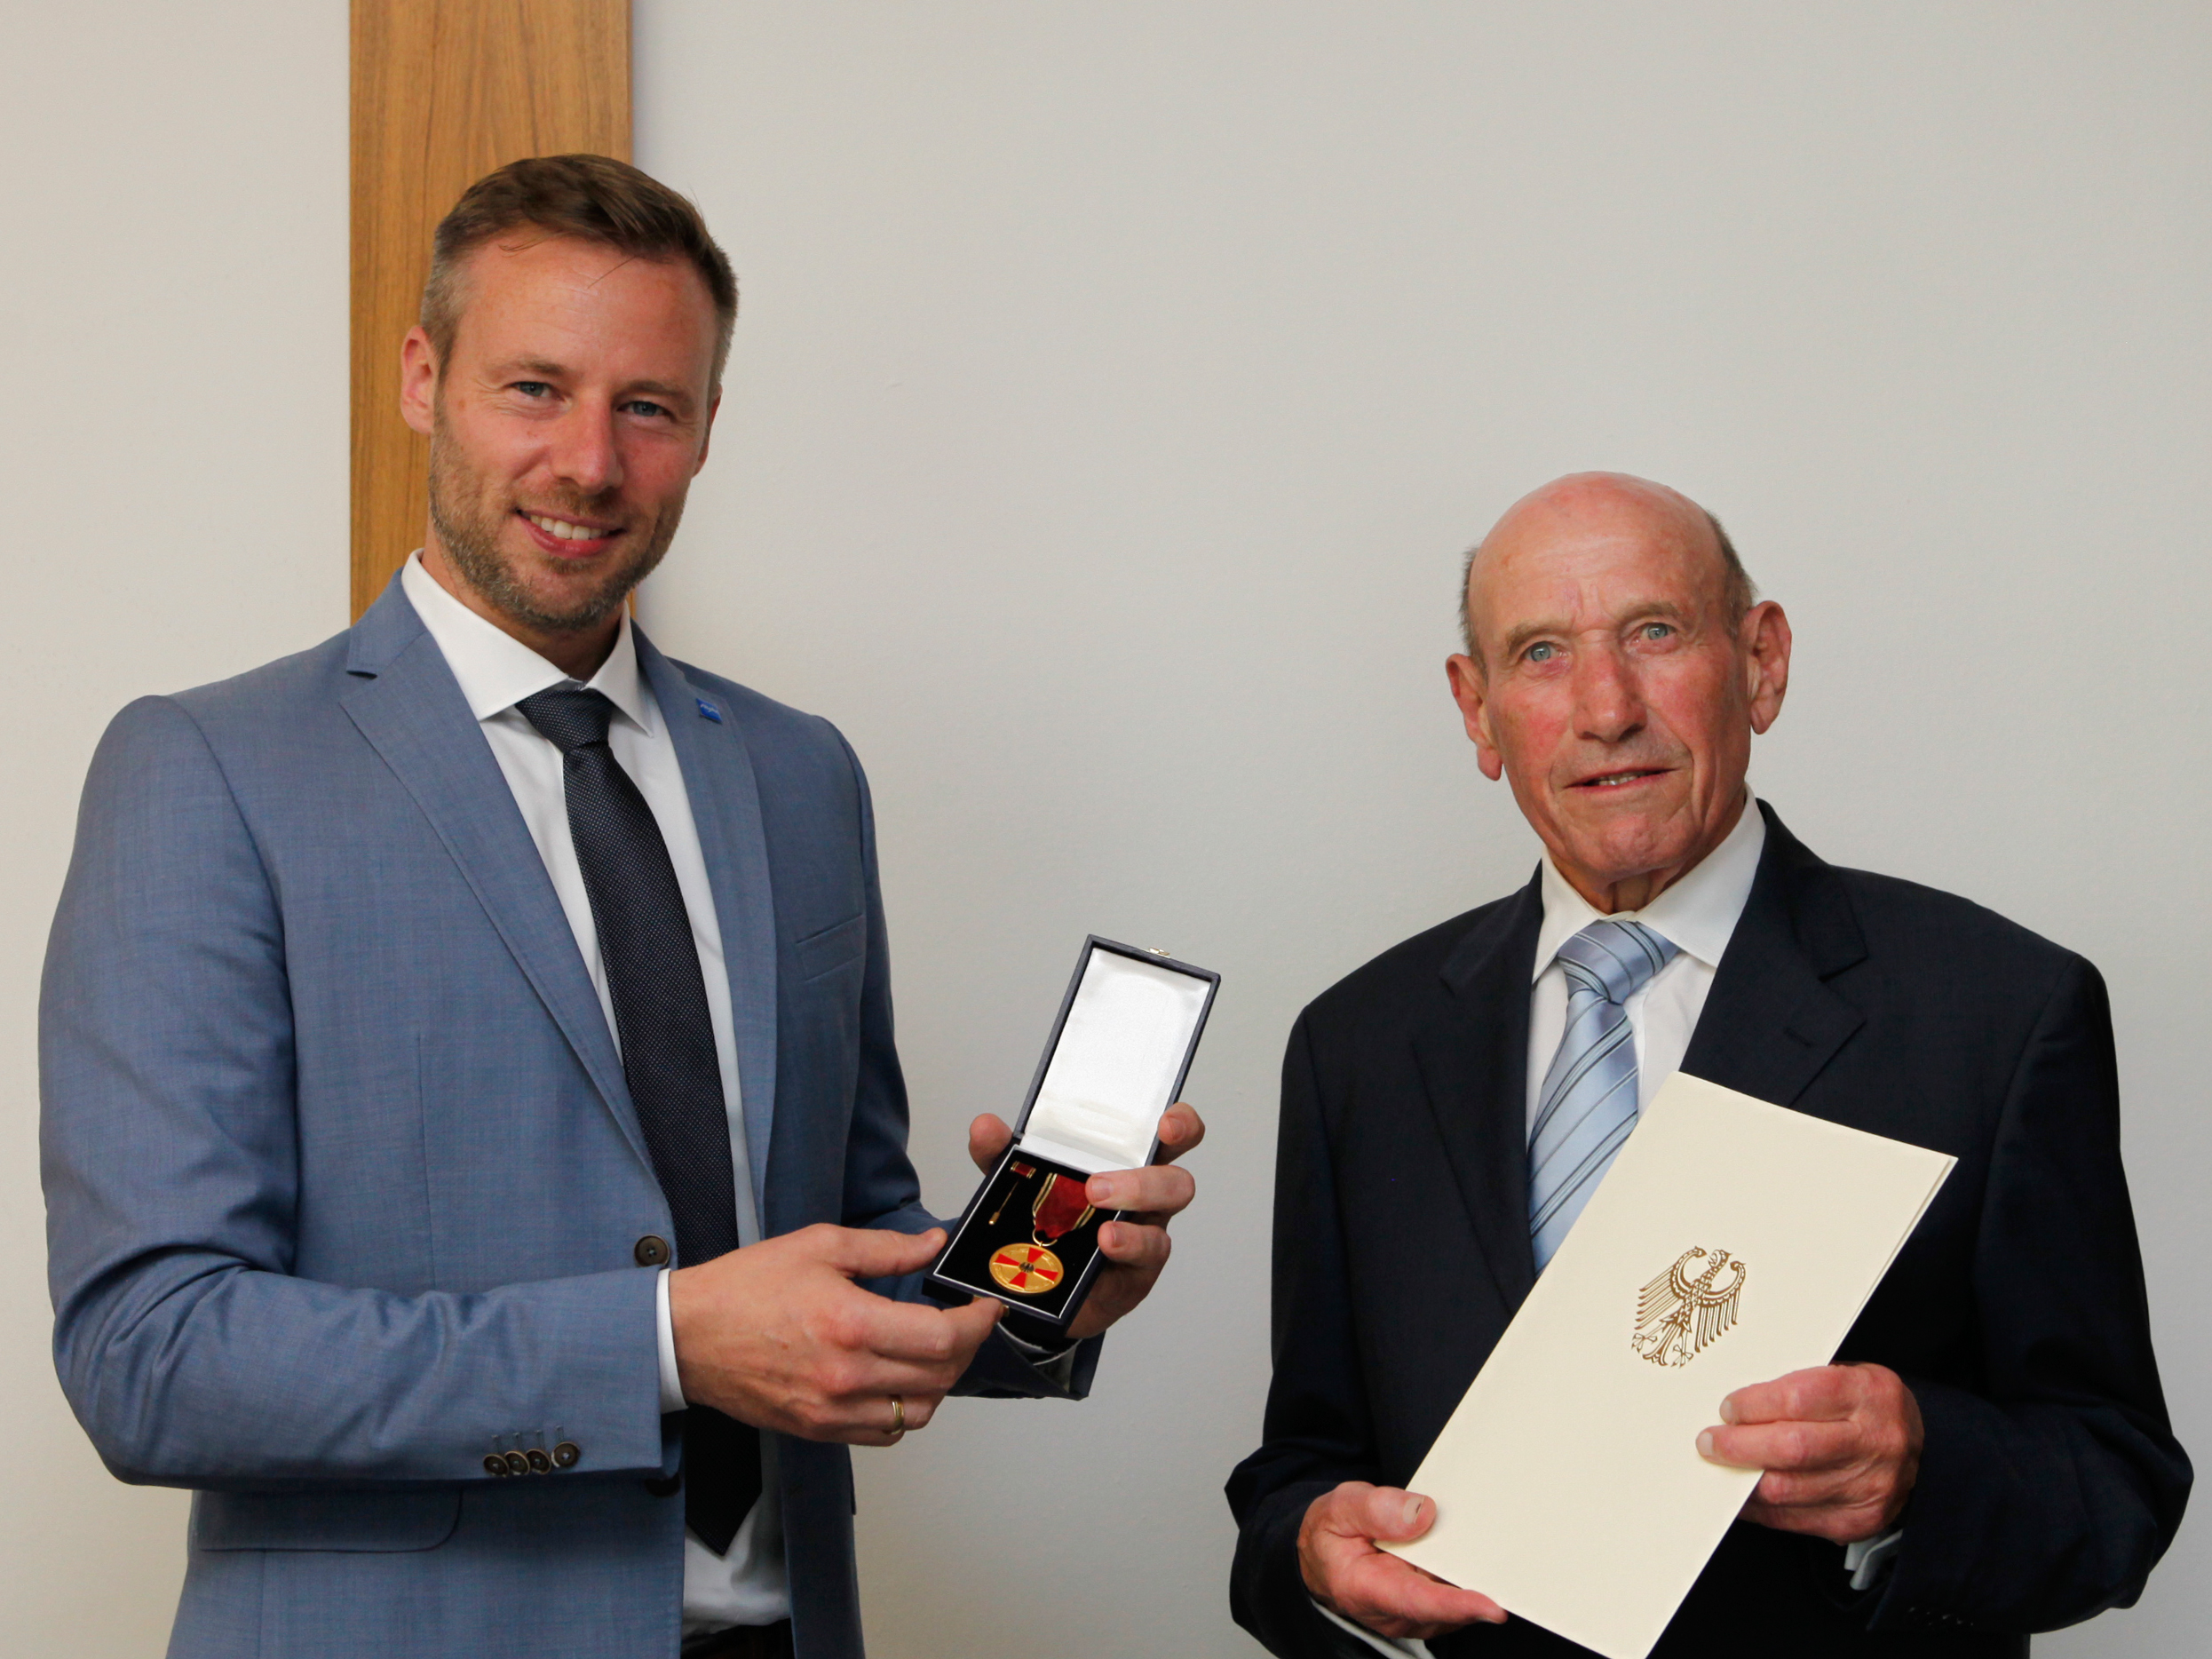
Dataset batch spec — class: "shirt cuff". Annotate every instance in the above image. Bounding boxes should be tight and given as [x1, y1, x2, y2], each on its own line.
[1843, 1527, 1904, 1592]
[1312, 1597, 1434, 1657]
[655, 1266, 687, 1413]
[993, 1322, 1081, 1391]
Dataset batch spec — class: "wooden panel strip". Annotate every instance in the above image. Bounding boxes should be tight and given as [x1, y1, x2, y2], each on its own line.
[351, 0, 630, 619]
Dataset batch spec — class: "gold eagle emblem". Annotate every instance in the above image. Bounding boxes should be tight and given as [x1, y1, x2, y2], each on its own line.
[1631, 1246, 1746, 1368]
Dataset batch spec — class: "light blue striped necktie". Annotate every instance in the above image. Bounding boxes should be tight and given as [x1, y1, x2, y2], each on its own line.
[1528, 918, 1680, 1270]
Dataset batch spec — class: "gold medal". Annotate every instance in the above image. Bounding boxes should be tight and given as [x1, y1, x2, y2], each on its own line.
[987, 1242, 1065, 1294]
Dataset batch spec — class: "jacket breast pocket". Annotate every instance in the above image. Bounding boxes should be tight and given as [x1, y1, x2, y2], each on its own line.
[793, 913, 866, 983]
[192, 1488, 462, 1553]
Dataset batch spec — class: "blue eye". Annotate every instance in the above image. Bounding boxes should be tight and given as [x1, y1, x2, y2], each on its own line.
[512, 381, 551, 399]
[1526, 642, 1558, 663]
[622, 400, 670, 418]
[1642, 623, 1673, 641]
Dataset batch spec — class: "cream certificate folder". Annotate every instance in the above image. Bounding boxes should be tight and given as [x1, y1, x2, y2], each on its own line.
[1385, 1073, 1954, 1659]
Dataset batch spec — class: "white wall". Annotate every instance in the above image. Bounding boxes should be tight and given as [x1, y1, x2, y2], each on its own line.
[7, 4, 2205, 1655]
[632, 4, 2210, 1657]
[0, 2, 350, 1651]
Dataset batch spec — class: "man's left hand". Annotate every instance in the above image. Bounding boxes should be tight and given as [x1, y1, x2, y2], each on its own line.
[1698, 1362, 1923, 1543]
[967, 1102, 1203, 1341]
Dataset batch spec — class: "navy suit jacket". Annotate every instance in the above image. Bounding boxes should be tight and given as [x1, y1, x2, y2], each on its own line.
[1227, 805, 2187, 1657]
[42, 577, 1085, 1659]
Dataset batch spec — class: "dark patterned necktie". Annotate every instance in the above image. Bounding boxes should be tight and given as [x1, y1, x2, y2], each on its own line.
[518, 687, 758, 1555]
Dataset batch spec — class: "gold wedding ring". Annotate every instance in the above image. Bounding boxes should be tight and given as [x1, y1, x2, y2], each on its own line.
[888, 1395, 906, 1438]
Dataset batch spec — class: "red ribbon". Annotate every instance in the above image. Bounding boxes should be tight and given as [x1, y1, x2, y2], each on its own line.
[1033, 1173, 1094, 1242]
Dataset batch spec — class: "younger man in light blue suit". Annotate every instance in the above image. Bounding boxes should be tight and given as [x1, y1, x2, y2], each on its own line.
[41, 155, 1201, 1659]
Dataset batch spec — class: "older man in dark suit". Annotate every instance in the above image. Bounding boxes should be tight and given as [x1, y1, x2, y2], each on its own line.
[1226, 473, 2187, 1656]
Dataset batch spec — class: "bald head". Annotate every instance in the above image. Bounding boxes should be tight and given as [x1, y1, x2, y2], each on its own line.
[1459, 473, 1755, 666]
[1441, 471, 1791, 913]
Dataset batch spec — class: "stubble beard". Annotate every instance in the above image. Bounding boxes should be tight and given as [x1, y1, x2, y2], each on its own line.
[426, 417, 684, 636]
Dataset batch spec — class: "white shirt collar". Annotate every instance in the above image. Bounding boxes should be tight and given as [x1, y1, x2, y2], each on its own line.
[1532, 795, 1768, 980]
[400, 551, 657, 736]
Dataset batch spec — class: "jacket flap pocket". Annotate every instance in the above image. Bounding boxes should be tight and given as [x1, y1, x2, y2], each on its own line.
[793, 913, 866, 982]
[193, 1488, 461, 1553]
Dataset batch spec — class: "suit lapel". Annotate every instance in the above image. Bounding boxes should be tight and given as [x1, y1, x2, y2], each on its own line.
[1410, 875, 1543, 1310]
[638, 636, 781, 1220]
[337, 580, 651, 1170]
[1681, 805, 1867, 1107]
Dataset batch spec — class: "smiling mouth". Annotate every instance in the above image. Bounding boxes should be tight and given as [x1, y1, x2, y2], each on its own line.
[519, 510, 619, 543]
[1572, 767, 1669, 790]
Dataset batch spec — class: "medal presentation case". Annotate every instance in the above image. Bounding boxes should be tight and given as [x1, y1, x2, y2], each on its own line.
[926, 937, 1219, 1333]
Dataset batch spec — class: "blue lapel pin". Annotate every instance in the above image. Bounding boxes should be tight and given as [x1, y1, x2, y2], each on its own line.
[696, 697, 723, 724]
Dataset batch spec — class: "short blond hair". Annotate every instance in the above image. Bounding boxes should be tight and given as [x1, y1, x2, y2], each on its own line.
[421, 154, 738, 387]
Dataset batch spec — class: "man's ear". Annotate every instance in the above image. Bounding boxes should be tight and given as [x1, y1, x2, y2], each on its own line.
[693, 388, 721, 475]
[1447, 654, 1506, 781]
[1742, 600, 1792, 734]
[399, 326, 439, 439]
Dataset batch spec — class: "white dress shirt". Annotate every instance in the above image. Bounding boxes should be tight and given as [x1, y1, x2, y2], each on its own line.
[400, 554, 789, 1633]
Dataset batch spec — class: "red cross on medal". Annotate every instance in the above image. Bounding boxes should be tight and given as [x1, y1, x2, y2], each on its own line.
[988, 1241, 1065, 1294]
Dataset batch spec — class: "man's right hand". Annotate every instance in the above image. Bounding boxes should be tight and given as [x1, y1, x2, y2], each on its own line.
[1299, 1482, 1508, 1640]
[668, 1224, 1002, 1443]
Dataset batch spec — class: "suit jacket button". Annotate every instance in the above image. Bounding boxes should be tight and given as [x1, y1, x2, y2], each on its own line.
[483, 1454, 509, 1477]
[552, 1441, 581, 1469]
[635, 1234, 671, 1266]
[503, 1450, 532, 1476]
[525, 1448, 552, 1474]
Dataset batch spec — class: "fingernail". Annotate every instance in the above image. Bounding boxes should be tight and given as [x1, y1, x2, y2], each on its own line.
[1718, 1398, 1739, 1424]
[1697, 1430, 1716, 1458]
[1400, 1495, 1423, 1530]
[1088, 1179, 1113, 1204]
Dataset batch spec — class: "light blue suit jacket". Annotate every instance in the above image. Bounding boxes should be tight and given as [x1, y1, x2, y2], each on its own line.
[42, 578, 1091, 1658]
